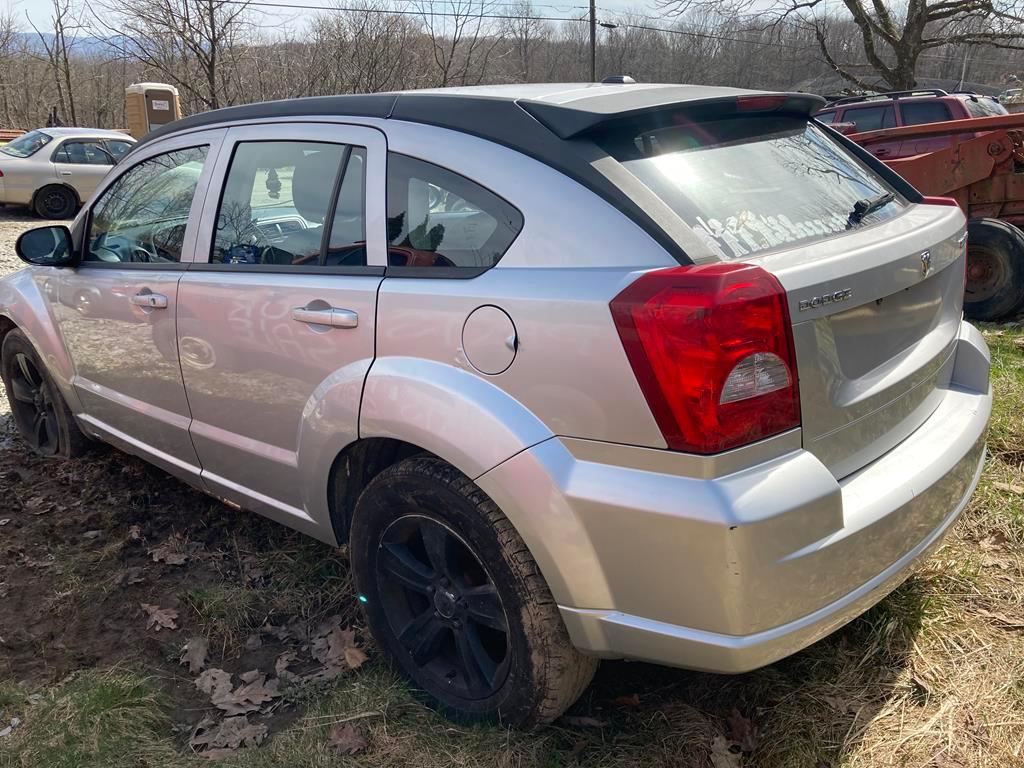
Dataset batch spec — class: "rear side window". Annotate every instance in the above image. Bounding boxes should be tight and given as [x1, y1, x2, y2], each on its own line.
[901, 101, 952, 125]
[212, 141, 365, 267]
[964, 97, 1007, 118]
[386, 153, 522, 270]
[1, 130, 52, 158]
[814, 111, 836, 124]
[842, 105, 895, 132]
[597, 115, 904, 260]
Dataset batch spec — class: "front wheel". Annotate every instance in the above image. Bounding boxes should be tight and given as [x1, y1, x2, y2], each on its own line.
[350, 456, 597, 727]
[1, 329, 88, 458]
[964, 218, 1024, 321]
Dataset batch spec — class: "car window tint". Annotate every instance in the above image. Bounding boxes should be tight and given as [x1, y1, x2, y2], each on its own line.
[964, 97, 1007, 117]
[386, 153, 523, 269]
[325, 147, 367, 267]
[105, 140, 134, 160]
[212, 140, 359, 267]
[85, 145, 208, 264]
[55, 141, 113, 165]
[815, 111, 836, 124]
[901, 101, 952, 125]
[843, 105, 895, 132]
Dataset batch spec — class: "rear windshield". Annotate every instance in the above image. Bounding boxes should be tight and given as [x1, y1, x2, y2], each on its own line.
[598, 115, 904, 259]
[1, 130, 52, 158]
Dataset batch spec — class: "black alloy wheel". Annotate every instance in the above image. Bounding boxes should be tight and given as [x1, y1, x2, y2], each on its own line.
[7, 351, 60, 454]
[375, 515, 511, 701]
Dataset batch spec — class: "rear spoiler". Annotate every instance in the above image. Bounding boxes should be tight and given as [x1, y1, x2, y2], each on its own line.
[519, 91, 827, 139]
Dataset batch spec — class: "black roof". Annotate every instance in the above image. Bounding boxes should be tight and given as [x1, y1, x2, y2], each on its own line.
[136, 85, 910, 265]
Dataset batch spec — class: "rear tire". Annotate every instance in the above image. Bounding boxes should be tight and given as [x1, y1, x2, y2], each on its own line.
[33, 184, 77, 220]
[1, 329, 88, 458]
[349, 456, 597, 727]
[964, 218, 1024, 321]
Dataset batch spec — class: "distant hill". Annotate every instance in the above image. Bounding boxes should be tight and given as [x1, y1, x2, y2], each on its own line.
[15, 30, 117, 56]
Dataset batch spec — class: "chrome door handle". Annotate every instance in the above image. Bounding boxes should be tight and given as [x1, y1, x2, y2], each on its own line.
[130, 292, 168, 309]
[291, 306, 359, 328]
[59, 171, 72, 176]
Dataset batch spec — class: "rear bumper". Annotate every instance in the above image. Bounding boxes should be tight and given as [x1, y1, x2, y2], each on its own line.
[477, 321, 991, 673]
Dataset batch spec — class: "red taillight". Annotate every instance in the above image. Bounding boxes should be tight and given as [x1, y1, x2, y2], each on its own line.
[921, 196, 959, 207]
[610, 264, 800, 454]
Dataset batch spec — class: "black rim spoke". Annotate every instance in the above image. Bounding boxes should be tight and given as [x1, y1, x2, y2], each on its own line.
[10, 377, 35, 403]
[379, 542, 433, 594]
[454, 624, 496, 691]
[16, 354, 37, 387]
[399, 608, 447, 665]
[462, 584, 508, 632]
[32, 410, 48, 448]
[376, 515, 511, 701]
[420, 523, 452, 579]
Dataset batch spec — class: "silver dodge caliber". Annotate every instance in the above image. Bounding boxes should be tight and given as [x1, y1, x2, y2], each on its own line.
[0, 84, 992, 726]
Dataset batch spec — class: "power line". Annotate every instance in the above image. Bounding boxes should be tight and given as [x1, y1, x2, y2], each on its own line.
[219, 0, 1024, 68]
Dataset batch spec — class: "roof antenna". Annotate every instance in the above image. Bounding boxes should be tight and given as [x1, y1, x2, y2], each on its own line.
[602, 75, 637, 85]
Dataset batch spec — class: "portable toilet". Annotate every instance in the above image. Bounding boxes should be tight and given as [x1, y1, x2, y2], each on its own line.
[125, 83, 182, 139]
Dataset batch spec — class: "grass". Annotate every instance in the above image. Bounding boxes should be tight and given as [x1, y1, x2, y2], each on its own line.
[1, 325, 1022, 767]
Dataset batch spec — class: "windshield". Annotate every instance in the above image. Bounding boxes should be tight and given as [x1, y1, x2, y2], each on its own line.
[597, 115, 905, 260]
[1, 130, 53, 158]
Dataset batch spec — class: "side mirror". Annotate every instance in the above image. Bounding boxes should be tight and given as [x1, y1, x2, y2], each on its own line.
[15, 225, 76, 267]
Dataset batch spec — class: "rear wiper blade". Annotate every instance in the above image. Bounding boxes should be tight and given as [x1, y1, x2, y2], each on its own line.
[847, 192, 895, 227]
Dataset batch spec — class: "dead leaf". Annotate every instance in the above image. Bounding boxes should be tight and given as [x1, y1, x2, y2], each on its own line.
[180, 638, 209, 674]
[25, 496, 50, 515]
[190, 715, 267, 754]
[149, 543, 188, 565]
[726, 708, 758, 752]
[126, 525, 143, 543]
[0, 519, 10, 527]
[710, 735, 743, 768]
[613, 693, 641, 707]
[120, 567, 145, 585]
[328, 723, 368, 754]
[212, 672, 281, 715]
[561, 715, 608, 728]
[310, 624, 368, 677]
[275, 651, 298, 682]
[979, 532, 1009, 551]
[994, 482, 1024, 495]
[344, 645, 368, 670]
[141, 603, 178, 632]
[196, 669, 233, 701]
[244, 634, 262, 651]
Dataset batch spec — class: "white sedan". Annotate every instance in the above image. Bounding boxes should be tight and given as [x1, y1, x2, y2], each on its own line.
[0, 127, 136, 219]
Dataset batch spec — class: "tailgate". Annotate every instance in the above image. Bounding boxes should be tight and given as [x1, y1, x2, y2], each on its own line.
[753, 204, 966, 479]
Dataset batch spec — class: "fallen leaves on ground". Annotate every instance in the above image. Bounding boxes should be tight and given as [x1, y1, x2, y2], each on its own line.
[613, 693, 641, 707]
[149, 535, 189, 565]
[190, 714, 268, 757]
[328, 723, 368, 754]
[180, 637, 209, 674]
[140, 603, 178, 632]
[308, 617, 369, 679]
[196, 668, 281, 715]
[562, 715, 608, 728]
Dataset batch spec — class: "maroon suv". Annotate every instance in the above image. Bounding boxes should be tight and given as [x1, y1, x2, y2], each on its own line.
[815, 89, 1006, 160]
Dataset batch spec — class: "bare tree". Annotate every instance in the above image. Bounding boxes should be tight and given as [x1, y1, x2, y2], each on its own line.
[94, 0, 255, 112]
[28, 0, 84, 124]
[416, 0, 501, 87]
[499, 1, 551, 82]
[660, 0, 1024, 90]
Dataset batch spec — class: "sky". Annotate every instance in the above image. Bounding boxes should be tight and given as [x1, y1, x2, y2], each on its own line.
[8, 0, 668, 33]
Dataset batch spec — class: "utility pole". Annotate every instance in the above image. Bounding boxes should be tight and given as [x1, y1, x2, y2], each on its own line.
[589, 0, 596, 82]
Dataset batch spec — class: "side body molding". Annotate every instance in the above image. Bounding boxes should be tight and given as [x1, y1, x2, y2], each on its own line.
[0, 267, 81, 410]
[359, 356, 553, 480]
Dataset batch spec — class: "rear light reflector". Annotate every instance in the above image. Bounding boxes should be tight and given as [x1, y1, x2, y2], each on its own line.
[921, 196, 959, 207]
[610, 264, 800, 454]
